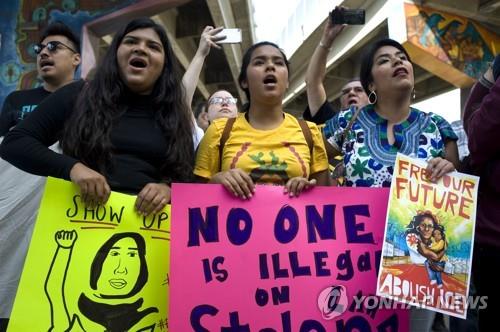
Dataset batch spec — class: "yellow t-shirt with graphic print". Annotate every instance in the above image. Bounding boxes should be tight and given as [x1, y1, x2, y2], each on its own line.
[195, 113, 328, 185]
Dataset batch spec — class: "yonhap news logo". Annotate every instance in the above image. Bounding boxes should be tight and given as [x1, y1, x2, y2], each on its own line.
[317, 285, 348, 320]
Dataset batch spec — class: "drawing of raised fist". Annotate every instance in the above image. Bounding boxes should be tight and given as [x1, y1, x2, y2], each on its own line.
[55, 230, 78, 248]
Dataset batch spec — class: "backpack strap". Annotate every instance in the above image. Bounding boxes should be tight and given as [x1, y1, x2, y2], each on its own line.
[218, 117, 236, 171]
[341, 106, 363, 143]
[219, 117, 313, 171]
[297, 119, 313, 155]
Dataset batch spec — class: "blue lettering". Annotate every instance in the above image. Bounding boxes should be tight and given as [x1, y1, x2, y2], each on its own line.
[305, 204, 336, 243]
[343, 205, 374, 244]
[188, 206, 219, 246]
[274, 205, 299, 244]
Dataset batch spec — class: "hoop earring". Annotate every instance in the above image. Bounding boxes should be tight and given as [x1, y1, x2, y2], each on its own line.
[368, 90, 377, 104]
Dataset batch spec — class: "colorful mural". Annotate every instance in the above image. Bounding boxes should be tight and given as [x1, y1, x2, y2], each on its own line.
[0, 0, 137, 112]
[404, 3, 499, 84]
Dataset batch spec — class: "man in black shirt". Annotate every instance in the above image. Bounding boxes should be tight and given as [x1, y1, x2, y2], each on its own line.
[0, 22, 81, 136]
[0, 21, 80, 332]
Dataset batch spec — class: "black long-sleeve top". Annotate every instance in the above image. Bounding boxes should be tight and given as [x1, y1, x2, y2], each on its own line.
[302, 101, 337, 125]
[463, 76, 500, 248]
[0, 80, 171, 195]
[0, 86, 50, 136]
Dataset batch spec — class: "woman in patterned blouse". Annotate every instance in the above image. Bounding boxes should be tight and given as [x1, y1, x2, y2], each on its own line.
[323, 39, 459, 187]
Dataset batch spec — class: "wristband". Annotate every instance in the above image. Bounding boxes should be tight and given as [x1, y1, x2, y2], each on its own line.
[319, 41, 331, 51]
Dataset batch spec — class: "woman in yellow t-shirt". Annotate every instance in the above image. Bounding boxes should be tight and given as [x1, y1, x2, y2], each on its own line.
[195, 41, 330, 198]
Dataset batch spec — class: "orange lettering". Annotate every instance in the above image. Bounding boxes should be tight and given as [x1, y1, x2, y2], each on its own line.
[459, 197, 473, 219]
[462, 180, 475, 199]
[395, 177, 408, 199]
[398, 160, 409, 177]
[409, 163, 421, 181]
[444, 192, 459, 215]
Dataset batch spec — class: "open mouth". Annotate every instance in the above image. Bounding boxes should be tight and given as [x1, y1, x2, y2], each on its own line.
[348, 98, 358, 105]
[39, 59, 54, 68]
[109, 278, 127, 289]
[393, 68, 408, 77]
[263, 75, 277, 85]
[129, 57, 147, 69]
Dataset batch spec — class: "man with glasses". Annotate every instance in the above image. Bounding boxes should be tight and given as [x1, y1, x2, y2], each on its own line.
[0, 21, 80, 332]
[0, 21, 80, 136]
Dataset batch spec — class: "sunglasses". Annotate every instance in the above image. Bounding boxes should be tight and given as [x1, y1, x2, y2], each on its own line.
[33, 41, 77, 55]
[209, 97, 238, 105]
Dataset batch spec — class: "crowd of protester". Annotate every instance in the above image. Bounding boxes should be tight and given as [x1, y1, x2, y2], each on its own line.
[0, 7, 498, 331]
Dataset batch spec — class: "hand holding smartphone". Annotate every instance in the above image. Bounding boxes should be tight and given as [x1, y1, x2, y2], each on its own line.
[214, 28, 242, 44]
[330, 8, 365, 25]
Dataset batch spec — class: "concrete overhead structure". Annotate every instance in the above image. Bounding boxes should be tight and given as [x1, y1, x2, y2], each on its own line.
[81, 0, 256, 107]
[79, 0, 498, 117]
[279, 0, 500, 118]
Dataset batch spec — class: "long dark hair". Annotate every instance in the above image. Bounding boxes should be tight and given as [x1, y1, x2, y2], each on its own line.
[89, 232, 148, 299]
[61, 17, 193, 182]
[237, 41, 290, 111]
[405, 210, 439, 245]
[359, 38, 412, 95]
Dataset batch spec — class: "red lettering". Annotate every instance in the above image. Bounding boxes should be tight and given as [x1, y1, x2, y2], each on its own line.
[459, 197, 473, 219]
[395, 177, 408, 199]
[398, 159, 409, 176]
[409, 163, 421, 181]
[444, 192, 459, 215]
[462, 180, 475, 199]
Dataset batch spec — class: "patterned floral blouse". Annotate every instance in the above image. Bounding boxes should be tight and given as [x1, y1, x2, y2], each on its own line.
[323, 104, 458, 187]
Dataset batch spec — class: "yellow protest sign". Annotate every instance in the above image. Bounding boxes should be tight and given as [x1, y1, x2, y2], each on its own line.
[8, 177, 170, 332]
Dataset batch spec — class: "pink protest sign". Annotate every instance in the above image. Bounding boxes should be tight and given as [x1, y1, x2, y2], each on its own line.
[170, 184, 409, 331]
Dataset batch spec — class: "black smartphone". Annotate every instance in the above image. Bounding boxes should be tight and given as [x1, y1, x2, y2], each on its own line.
[330, 8, 365, 25]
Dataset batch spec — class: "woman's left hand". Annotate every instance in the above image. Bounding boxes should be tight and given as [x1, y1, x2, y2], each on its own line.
[426, 157, 455, 182]
[135, 183, 171, 216]
[284, 177, 317, 197]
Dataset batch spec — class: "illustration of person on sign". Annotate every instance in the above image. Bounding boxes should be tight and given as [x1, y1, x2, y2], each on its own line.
[405, 211, 446, 265]
[419, 224, 448, 288]
[45, 230, 158, 331]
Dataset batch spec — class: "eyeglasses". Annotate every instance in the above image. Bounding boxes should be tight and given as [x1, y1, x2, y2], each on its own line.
[33, 41, 78, 55]
[209, 97, 238, 105]
[341, 86, 365, 95]
[420, 223, 434, 230]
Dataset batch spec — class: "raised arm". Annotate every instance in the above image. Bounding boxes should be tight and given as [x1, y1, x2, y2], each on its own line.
[305, 16, 345, 117]
[45, 230, 78, 332]
[182, 26, 224, 109]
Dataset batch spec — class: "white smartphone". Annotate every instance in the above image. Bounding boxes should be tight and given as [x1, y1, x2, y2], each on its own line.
[215, 28, 242, 44]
